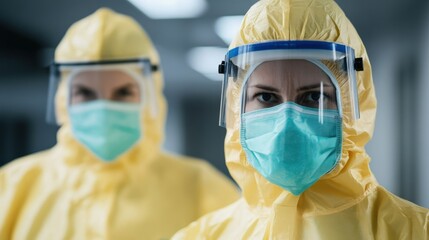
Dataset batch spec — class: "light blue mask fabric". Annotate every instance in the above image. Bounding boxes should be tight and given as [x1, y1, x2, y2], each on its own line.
[69, 100, 141, 162]
[240, 102, 342, 195]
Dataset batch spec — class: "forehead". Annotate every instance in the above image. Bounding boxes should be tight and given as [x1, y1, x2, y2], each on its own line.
[248, 60, 331, 86]
[71, 69, 139, 87]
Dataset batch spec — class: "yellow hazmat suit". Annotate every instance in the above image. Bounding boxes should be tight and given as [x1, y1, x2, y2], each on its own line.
[172, 0, 429, 239]
[0, 8, 239, 240]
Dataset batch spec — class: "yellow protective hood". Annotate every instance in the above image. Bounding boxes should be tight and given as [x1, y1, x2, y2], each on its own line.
[54, 8, 166, 166]
[226, 0, 377, 211]
[0, 9, 241, 240]
[172, 1, 428, 239]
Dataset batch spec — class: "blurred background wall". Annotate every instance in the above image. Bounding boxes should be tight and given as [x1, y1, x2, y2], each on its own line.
[0, 0, 428, 208]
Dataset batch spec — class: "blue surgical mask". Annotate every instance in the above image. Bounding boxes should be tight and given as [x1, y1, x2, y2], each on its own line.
[69, 100, 142, 162]
[240, 102, 342, 195]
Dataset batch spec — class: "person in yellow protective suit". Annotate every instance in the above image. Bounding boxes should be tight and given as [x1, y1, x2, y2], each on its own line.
[172, 0, 429, 239]
[0, 8, 239, 240]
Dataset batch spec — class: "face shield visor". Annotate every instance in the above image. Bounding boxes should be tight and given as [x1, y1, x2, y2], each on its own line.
[46, 59, 158, 124]
[218, 41, 363, 128]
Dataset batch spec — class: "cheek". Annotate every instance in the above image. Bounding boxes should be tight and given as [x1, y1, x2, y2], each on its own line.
[126, 89, 140, 103]
[131, 95, 140, 103]
[244, 101, 260, 113]
[70, 97, 82, 105]
[135, 89, 142, 101]
[328, 100, 338, 109]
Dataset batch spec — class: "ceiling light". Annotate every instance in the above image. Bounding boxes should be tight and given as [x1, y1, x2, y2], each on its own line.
[128, 0, 207, 19]
[214, 15, 244, 45]
[187, 47, 228, 81]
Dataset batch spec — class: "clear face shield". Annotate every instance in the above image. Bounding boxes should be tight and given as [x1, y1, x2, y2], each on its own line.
[218, 41, 363, 128]
[46, 59, 159, 124]
[218, 41, 364, 194]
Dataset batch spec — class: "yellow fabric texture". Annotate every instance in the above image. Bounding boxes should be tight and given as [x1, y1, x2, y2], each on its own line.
[0, 8, 239, 240]
[173, 0, 429, 239]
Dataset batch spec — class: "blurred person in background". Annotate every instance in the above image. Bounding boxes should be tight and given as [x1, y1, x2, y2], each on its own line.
[0, 8, 239, 240]
[173, 0, 429, 239]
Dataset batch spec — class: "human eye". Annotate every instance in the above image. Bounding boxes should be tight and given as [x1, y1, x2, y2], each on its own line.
[245, 84, 282, 112]
[113, 85, 139, 102]
[255, 92, 281, 107]
[116, 87, 133, 97]
[298, 91, 334, 108]
[72, 86, 96, 102]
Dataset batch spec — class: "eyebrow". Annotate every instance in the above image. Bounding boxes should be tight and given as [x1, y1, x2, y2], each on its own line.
[297, 83, 334, 92]
[248, 84, 280, 92]
[72, 83, 93, 89]
[114, 83, 139, 90]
